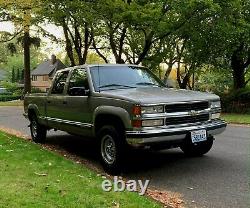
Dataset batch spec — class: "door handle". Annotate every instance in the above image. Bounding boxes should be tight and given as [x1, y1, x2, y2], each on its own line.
[63, 101, 67, 105]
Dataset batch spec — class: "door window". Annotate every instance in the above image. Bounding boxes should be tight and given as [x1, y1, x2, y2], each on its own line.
[51, 71, 69, 94]
[67, 68, 89, 96]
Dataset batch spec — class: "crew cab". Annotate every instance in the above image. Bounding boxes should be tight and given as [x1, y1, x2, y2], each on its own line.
[24, 64, 227, 172]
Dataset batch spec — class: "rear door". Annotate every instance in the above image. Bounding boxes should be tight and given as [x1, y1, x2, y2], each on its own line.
[46, 70, 69, 130]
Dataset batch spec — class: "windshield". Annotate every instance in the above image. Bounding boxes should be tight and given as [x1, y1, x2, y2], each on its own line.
[90, 66, 165, 91]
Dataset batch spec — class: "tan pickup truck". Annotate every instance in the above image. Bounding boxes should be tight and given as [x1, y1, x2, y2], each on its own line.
[24, 64, 227, 172]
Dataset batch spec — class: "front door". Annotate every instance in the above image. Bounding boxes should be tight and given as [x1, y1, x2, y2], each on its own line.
[63, 68, 92, 135]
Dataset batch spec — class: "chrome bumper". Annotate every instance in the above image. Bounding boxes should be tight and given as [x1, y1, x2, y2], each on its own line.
[126, 120, 227, 145]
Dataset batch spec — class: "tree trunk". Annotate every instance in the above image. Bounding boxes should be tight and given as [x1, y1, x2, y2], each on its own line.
[232, 65, 245, 89]
[23, 31, 31, 94]
[62, 21, 76, 66]
[231, 49, 246, 89]
[163, 62, 173, 83]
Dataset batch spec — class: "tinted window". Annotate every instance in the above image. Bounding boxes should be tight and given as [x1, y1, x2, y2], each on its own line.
[68, 69, 89, 93]
[90, 66, 164, 91]
[51, 71, 69, 94]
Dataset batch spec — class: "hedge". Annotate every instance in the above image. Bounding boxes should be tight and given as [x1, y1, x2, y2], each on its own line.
[221, 88, 250, 113]
[0, 95, 22, 102]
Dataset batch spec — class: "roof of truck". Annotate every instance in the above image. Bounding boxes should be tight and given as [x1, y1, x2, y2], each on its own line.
[87, 64, 142, 68]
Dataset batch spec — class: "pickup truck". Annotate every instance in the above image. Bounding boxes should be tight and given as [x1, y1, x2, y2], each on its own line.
[24, 64, 227, 172]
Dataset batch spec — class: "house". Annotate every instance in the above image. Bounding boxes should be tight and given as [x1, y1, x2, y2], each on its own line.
[31, 55, 66, 92]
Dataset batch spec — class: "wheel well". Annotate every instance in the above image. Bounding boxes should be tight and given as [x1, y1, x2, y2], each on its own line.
[28, 109, 36, 120]
[95, 114, 125, 134]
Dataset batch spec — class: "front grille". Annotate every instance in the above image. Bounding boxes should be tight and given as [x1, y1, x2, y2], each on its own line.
[165, 101, 209, 113]
[165, 114, 209, 125]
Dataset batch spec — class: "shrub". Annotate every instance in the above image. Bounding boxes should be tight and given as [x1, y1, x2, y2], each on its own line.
[31, 87, 44, 93]
[0, 94, 21, 102]
[221, 87, 250, 113]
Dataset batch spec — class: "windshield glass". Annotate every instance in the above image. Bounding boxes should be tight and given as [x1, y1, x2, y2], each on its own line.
[90, 66, 165, 91]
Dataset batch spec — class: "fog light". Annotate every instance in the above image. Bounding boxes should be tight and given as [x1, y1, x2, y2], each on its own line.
[142, 119, 164, 127]
[211, 113, 220, 119]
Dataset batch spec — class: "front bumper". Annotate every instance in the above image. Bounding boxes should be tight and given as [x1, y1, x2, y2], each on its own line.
[126, 119, 227, 145]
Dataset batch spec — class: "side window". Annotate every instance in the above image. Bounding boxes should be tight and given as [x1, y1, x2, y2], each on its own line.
[51, 71, 69, 94]
[68, 69, 89, 96]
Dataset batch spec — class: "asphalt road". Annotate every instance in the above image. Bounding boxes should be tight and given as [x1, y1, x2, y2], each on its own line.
[0, 106, 249, 208]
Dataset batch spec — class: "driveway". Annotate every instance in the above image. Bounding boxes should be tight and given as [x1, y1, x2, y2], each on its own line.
[0, 106, 249, 208]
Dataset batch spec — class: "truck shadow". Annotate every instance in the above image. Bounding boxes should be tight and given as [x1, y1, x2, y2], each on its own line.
[45, 132, 220, 176]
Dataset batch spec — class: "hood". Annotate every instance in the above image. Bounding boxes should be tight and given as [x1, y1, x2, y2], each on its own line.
[100, 87, 219, 104]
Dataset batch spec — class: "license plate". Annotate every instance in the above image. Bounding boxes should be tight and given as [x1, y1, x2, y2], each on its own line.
[191, 129, 207, 143]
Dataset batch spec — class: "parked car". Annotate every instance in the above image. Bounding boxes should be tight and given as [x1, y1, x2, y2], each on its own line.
[24, 64, 227, 172]
[0, 87, 8, 94]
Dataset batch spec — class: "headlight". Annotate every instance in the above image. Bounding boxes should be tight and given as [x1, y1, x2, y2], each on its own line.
[142, 119, 164, 127]
[141, 105, 164, 114]
[210, 100, 221, 109]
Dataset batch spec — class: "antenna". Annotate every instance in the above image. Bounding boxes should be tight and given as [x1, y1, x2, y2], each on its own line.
[98, 63, 101, 93]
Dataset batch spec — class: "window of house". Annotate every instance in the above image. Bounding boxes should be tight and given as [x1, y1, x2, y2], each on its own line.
[51, 71, 69, 94]
[43, 76, 48, 81]
[32, 75, 37, 81]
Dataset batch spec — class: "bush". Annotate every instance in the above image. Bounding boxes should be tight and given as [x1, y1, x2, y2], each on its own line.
[0, 81, 19, 93]
[0, 94, 21, 102]
[221, 87, 250, 113]
[31, 87, 44, 93]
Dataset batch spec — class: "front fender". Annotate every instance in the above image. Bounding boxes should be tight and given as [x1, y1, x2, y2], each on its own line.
[93, 106, 131, 129]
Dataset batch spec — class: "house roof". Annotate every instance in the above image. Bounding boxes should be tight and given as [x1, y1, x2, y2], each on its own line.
[31, 59, 66, 76]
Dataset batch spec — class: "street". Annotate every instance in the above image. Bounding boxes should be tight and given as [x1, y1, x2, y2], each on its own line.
[0, 106, 249, 208]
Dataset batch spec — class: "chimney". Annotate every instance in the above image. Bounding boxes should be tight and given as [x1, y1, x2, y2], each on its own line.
[51, 54, 57, 65]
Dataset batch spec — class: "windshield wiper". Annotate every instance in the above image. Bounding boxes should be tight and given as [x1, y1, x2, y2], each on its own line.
[136, 82, 160, 86]
[98, 84, 135, 89]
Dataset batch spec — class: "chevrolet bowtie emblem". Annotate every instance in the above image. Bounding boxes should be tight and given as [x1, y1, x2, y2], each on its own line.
[189, 110, 198, 116]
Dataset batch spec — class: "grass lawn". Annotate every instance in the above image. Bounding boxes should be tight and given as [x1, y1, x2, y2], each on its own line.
[221, 113, 250, 125]
[0, 100, 23, 106]
[0, 132, 160, 208]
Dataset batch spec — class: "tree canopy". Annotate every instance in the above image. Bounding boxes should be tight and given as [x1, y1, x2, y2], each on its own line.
[1, 0, 250, 91]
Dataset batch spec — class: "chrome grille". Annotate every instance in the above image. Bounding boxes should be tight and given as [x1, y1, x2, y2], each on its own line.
[165, 101, 209, 113]
[165, 114, 209, 125]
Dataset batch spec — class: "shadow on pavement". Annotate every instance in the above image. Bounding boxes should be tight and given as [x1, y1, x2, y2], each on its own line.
[44, 132, 215, 176]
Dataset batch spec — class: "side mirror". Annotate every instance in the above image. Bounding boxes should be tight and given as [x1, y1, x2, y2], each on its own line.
[68, 87, 90, 96]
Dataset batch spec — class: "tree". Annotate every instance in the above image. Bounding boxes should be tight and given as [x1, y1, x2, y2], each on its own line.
[11, 67, 15, 83]
[92, 0, 220, 67]
[40, 0, 94, 66]
[0, 0, 42, 93]
[180, 0, 250, 89]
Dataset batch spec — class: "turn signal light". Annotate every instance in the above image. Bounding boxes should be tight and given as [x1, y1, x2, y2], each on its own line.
[132, 106, 141, 116]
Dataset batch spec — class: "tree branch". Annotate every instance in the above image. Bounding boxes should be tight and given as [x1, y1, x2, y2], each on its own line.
[92, 38, 108, 63]
[0, 30, 23, 43]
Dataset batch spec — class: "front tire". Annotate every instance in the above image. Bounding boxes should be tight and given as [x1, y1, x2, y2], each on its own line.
[97, 125, 125, 174]
[180, 136, 214, 156]
[30, 114, 47, 143]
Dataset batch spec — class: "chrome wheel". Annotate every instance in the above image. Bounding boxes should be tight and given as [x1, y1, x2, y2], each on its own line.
[101, 135, 116, 165]
[31, 120, 38, 138]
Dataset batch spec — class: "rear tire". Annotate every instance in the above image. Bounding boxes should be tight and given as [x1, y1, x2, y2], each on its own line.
[97, 125, 126, 174]
[180, 136, 214, 157]
[29, 114, 47, 143]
